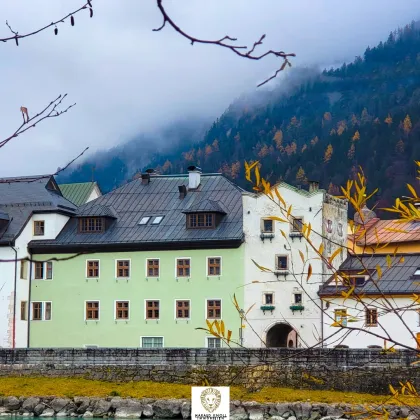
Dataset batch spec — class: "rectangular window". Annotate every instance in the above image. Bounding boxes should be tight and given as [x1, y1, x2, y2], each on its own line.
[20, 260, 28, 279]
[208, 257, 221, 276]
[276, 255, 288, 270]
[33, 220, 45, 236]
[34, 262, 52, 280]
[116, 301, 129, 320]
[20, 301, 27, 321]
[350, 276, 365, 287]
[176, 300, 190, 319]
[141, 337, 163, 348]
[261, 219, 274, 233]
[294, 293, 302, 304]
[187, 213, 215, 229]
[207, 337, 221, 348]
[116, 260, 130, 278]
[207, 299, 221, 319]
[147, 259, 159, 277]
[146, 300, 160, 319]
[86, 301, 99, 320]
[264, 293, 273, 305]
[334, 309, 348, 326]
[45, 302, 52, 321]
[177, 259, 190, 277]
[46, 262, 53, 280]
[139, 216, 150, 225]
[32, 302, 42, 321]
[87, 260, 100, 278]
[366, 308, 378, 327]
[151, 216, 164, 225]
[35, 262, 44, 279]
[292, 217, 304, 232]
[79, 217, 103, 233]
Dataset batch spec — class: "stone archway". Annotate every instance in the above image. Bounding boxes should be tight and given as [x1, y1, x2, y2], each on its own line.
[266, 323, 297, 348]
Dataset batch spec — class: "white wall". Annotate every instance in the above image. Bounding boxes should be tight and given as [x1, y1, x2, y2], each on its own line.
[0, 212, 70, 348]
[243, 185, 326, 348]
[322, 297, 420, 349]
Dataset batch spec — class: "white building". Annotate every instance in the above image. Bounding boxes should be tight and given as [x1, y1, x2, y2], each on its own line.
[242, 181, 348, 348]
[319, 254, 420, 349]
[0, 175, 76, 348]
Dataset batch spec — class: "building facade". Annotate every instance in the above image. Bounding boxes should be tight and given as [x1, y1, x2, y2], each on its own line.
[242, 182, 348, 348]
[28, 169, 244, 348]
[319, 254, 420, 349]
[0, 176, 76, 348]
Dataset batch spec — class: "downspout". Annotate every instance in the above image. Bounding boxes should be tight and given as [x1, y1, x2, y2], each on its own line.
[320, 298, 324, 348]
[27, 254, 33, 348]
[10, 244, 17, 349]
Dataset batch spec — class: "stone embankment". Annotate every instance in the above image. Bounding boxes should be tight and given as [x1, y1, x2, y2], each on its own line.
[0, 396, 419, 420]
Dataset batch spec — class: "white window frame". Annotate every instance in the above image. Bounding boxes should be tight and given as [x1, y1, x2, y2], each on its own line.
[20, 259, 28, 280]
[263, 292, 275, 305]
[144, 298, 161, 320]
[174, 299, 191, 320]
[33, 261, 53, 281]
[206, 256, 222, 277]
[84, 300, 100, 321]
[151, 216, 164, 225]
[114, 300, 130, 321]
[115, 259, 131, 279]
[175, 257, 191, 278]
[292, 292, 303, 305]
[260, 218, 274, 233]
[206, 337, 222, 348]
[205, 298, 222, 320]
[31, 301, 52, 321]
[145, 258, 160, 278]
[140, 336, 164, 348]
[86, 259, 100, 279]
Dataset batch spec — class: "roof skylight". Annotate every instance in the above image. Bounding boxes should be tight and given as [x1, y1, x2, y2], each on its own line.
[139, 216, 150, 225]
[151, 216, 164, 225]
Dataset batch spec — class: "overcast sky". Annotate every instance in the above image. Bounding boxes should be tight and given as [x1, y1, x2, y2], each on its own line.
[0, 0, 418, 177]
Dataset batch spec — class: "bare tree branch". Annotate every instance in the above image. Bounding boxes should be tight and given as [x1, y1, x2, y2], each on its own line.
[0, 94, 76, 150]
[1, 1, 93, 45]
[154, 0, 295, 87]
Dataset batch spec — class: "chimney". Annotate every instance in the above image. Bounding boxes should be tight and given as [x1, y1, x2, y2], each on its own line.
[187, 165, 202, 190]
[178, 185, 187, 199]
[309, 180, 319, 193]
[141, 173, 150, 185]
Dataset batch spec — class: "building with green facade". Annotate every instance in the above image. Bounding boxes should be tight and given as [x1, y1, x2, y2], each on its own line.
[28, 168, 244, 348]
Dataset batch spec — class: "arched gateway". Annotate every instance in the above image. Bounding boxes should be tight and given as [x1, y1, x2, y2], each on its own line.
[266, 323, 298, 348]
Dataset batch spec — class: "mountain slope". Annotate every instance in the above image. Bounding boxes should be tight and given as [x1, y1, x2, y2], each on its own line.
[65, 22, 420, 213]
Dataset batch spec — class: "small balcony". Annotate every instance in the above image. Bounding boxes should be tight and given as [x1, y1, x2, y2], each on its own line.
[290, 304, 304, 313]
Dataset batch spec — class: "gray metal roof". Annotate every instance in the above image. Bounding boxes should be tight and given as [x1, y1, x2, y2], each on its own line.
[29, 174, 244, 251]
[319, 254, 420, 296]
[76, 204, 118, 219]
[0, 175, 77, 245]
[183, 199, 227, 214]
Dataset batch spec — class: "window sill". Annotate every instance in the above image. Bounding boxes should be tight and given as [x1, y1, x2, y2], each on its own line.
[289, 231, 303, 238]
[146, 277, 160, 281]
[260, 233, 275, 242]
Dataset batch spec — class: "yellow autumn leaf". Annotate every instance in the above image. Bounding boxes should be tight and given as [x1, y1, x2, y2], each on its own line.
[227, 330, 232, 343]
[267, 216, 288, 223]
[206, 319, 214, 333]
[307, 264, 312, 281]
[251, 259, 272, 272]
[245, 303, 256, 316]
[287, 204, 292, 219]
[407, 183, 418, 199]
[220, 320, 225, 337]
[214, 320, 221, 334]
[255, 165, 261, 186]
[399, 256, 405, 263]
[280, 230, 287, 238]
[318, 243, 324, 255]
[299, 250, 305, 264]
[376, 265, 382, 279]
[328, 247, 342, 264]
[274, 188, 286, 208]
[233, 293, 240, 311]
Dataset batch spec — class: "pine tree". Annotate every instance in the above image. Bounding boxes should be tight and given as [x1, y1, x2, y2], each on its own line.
[348, 143, 355, 159]
[403, 114, 412, 135]
[385, 114, 393, 127]
[310, 136, 319, 146]
[352, 130, 361, 141]
[296, 166, 307, 184]
[396, 139, 405, 154]
[324, 144, 333, 163]
[273, 130, 283, 150]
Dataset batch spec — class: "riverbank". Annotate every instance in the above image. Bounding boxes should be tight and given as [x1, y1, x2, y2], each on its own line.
[0, 378, 419, 419]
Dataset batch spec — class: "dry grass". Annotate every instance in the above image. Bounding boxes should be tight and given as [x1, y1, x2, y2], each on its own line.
[0, 377, 415, 406]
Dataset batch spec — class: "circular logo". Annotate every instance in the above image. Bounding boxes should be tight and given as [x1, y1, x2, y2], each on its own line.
[200, 387, 222, 413]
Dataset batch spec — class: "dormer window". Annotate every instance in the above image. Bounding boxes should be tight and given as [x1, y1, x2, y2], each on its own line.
[187, 213, 215, 229]
[350, 276, 366, 287]
[79, 217, 104, 233]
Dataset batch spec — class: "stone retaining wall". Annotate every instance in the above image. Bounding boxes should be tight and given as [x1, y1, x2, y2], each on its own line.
[1, 348, 420, 395]
[0, 396, 419, 420]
